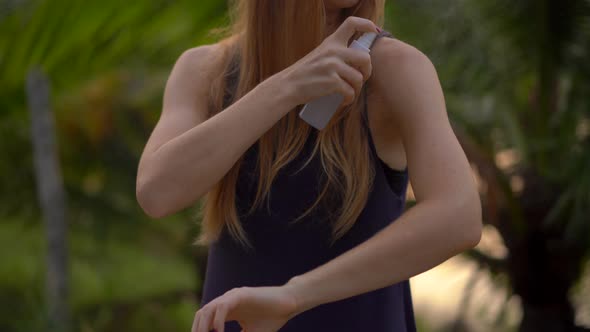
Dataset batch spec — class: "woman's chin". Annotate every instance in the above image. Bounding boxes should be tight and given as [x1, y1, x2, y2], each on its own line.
[323, 0, 360, 10]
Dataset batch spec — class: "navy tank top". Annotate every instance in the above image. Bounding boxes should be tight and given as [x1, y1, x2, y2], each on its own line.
[200, 30, 417, 332]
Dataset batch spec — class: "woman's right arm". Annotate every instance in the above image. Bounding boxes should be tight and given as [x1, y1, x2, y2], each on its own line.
[136, 17, 379, 218]
[136, 44, 298, 218]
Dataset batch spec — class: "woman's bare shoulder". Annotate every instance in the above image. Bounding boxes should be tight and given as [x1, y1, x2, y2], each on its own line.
[172, 41, 232, 81]
[368, 35, 442, 117]
[160, 40, 235, 125]
[370, 36, 433, 71]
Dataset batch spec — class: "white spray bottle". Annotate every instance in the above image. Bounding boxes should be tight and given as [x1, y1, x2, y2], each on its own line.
[298, 32, 378, 130]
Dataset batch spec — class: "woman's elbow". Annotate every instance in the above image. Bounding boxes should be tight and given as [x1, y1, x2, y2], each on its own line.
[455, 192, 483, 249]
[136, 176, 174, 219]
[136, 174, 206, 218]
[465, 196, 483, 248]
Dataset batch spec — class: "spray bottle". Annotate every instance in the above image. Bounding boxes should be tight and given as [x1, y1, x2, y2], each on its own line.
[298, 32, 378, 130]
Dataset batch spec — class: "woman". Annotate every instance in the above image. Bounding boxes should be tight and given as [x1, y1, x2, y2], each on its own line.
[136, 0, 483, 331]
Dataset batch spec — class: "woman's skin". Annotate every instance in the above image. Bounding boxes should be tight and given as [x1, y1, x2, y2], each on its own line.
[136, 1, 483, 332]
[135, 17, 375, 218]
[324, 0, 359, 34]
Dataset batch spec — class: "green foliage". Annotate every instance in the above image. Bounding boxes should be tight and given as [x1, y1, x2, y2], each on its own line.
[390, 0, 590, 243]
[0, 218, 198, 332]
[388, 0, 590, 329]
[0, 0, 227, 220]
[0, 0, 225, 331]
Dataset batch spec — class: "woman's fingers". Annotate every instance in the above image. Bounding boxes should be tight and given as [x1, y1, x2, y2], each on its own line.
[196, 292, 239, 332]
[196, 307, 214, 332]
[331, 16, 378, 44]
[339, 48, 372, 81]
[212, 303, 229, 332]
[335, 73, 356, 106]
[191, 310, 201, 332]
[335, 62, 364, 99]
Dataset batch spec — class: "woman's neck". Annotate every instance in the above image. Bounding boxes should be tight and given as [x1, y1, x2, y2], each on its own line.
[324, 7, 344, 37]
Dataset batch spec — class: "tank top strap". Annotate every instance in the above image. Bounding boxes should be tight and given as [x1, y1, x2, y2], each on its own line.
[372, 29, 394, 43]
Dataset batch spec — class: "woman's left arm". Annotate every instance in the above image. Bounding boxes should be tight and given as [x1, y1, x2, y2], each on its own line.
[191, 38, 482, 332]
[284, 38, 483, 315]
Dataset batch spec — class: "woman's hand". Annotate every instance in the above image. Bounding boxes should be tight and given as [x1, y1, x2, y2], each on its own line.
[191, 285, 299, 332]
[276, 16, 379, 108]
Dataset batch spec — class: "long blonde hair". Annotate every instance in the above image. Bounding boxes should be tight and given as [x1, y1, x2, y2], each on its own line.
[196, 0, 386, 249]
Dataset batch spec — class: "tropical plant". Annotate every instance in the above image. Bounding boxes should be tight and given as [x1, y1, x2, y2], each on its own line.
[0, 0, 227, 331]
[387, 1, 590, 331]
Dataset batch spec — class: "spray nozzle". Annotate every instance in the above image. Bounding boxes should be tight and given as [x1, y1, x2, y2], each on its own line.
[354, 32, 378, 50]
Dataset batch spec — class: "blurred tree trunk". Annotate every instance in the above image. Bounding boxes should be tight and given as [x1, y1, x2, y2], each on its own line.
[26, 67, 70, 332]
[505, 173, 587, 332]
